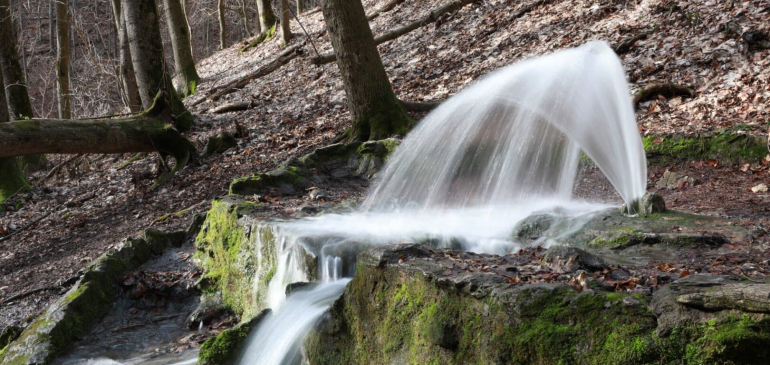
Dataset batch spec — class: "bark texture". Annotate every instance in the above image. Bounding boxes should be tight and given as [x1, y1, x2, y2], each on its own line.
[163, 0, 200, 96]
[217, 0, 226, 49]
[280, 0, 292, 44]
[321, 0, 411, 141]
[0, 0, 33, 203]
[110, 0, 142, 113]
[0, 0, 33, 120]
[122, 0, 192, 132]
[256, 0, 276, 32]
[55, 0, 72, 119]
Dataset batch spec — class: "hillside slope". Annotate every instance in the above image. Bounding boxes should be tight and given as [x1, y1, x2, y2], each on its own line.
[1, 0, 769, 334]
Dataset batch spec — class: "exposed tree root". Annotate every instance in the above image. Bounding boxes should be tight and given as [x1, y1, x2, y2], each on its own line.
[311, 0, 481, 65]
[614, 29, 652, 55]
[239, 25, 277, 53]
[399, 99, 442, 112]
[632, 83, 695, 109]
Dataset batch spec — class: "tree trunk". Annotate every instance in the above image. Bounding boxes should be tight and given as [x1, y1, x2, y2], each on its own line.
[241, 0, 251, 36]
[252, 0, 262, 33]
[55, 0, 72, 119]
[297, 0, 305, 14]
[163, 0, 200, 97]
[122, 0, 192, 132]
[217, 0, 226, 49]
[48, 0, 55, 52]
[256, 0, 276, 33]
[0, 0, 33, 120]
[321, 0, 411, 141]
[0, 56, 29, 203]
[0, 97, 195, 162]
[110, 0, 142, 113]
[280, 0, 291, 44]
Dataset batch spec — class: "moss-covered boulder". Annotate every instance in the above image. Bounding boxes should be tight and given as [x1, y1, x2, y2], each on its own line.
[512, 209, 748, 261]
[198, 309, 271, 365]
[306, 244, 770, 365]
[194, 197, 317, 319]
[0, 229, 183, 365]
[306, 244, 659, 365]
[228, 138, 400, 196]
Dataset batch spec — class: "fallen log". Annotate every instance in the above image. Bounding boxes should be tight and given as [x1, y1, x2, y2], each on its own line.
[194, 42, 303, 106]
[632, 83, 694, 108]
[0, 95, 197, 184]
[210, 100, 255, 114]
[366, 0, 406, 20]
[311, 0, 480, 65]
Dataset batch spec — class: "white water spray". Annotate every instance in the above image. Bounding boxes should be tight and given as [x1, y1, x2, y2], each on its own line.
[364, 40, 646, 212]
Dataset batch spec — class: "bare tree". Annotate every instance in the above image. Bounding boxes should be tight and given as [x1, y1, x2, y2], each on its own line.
[241, 0, 251, 36]
[217, 0, 226, 49]
[280, 0, 291, 44]
[321, 0, 411, 141]
[122, 0, 192, 131]
[0, 0, 30, 202]
[163, 0, 200, 96]
[110, 0, 142, 112]
[55, 0, 72, 119]
[256, 0, 276, 32]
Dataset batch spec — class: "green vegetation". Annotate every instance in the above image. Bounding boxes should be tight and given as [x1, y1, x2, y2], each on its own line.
[643, 132, 767, 163]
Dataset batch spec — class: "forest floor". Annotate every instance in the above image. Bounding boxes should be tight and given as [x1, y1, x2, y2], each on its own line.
[1, 0, 769, 332]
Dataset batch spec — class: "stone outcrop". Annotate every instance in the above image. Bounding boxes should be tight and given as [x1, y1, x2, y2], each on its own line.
[305, 245, 770, 365]
[229, 138, 399, 196]
[0, 229, 187, 365]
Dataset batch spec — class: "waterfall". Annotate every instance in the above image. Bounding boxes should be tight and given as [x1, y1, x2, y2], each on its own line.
[236, 40, 647, 365]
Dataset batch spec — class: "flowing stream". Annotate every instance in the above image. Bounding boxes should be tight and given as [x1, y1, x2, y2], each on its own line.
[238, 40, 647, 365]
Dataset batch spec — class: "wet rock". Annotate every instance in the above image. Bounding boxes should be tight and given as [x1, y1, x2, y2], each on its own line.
[655, 170, 698, 189]
[512, 213, 558, 242]
[198, 309, 271, 365]
[543, 246, 607, 271]
[187, 296, 229, 330]
[285, 282, 318, 296]
[306, 244, 658, 365]
[308, 188, 329, 201]
[621, 192, 666, 215]
[0, 233, 173, 365]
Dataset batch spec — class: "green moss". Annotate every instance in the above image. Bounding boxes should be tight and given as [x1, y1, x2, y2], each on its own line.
[229, 166, 306, 196]
[643, 132, 767, 163]
[195, 198, 280, 319]
[0, 157, 30, 203]
[306, 264, 659, 365]
[198, 325, 252, 365]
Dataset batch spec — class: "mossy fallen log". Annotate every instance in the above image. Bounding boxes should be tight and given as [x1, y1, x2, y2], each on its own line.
[643, 132, 767, 164]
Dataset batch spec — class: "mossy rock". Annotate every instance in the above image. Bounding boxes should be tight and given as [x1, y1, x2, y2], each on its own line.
[203, 132, 238, 158]
[194, 197, 316, 318]
[198, 309, 271, 365]
[228, 138, 401, 196]
[306, 245, 659, 365]
[513, 209, 746, 254]
[643, 132, 767, 164]
[306, 245, 770, 365]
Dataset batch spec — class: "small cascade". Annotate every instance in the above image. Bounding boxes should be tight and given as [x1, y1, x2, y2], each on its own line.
[235, 280, 350, 365]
